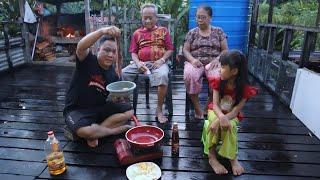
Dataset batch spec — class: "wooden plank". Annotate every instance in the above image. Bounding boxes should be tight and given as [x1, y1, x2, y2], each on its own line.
[0, 128, 67, 141]
[0, 159, 46, 176]
[0, 174, 34, 180]
[0, 137, 67, 150]
[38, 166, 320, 180]
[39, 165, 125, 179]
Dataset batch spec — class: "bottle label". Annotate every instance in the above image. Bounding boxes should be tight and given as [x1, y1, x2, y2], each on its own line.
[172, 143, 179, 155]
[51, 142, 59, 152]
[46, 152, 66, 172]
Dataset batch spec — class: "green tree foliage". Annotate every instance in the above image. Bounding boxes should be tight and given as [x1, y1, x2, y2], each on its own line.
[258, 0, 319, 50]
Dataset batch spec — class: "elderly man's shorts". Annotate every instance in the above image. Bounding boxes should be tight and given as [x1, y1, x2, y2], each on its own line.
[64, 101, 132, 134]
[122, 61, 169, 87]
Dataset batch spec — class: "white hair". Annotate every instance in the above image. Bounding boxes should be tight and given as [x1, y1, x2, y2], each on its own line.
[141, 3, 158, 15]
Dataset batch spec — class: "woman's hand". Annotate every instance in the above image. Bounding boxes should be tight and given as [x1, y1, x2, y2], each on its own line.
[205, 57, 220, 71]
[191, 58, 203, 68]
[219, 115, 232, 131]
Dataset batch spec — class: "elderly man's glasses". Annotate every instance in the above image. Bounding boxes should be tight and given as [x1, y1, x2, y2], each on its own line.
[196, 15, 208, 20]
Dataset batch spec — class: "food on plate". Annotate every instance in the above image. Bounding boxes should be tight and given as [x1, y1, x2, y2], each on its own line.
[126, 162, 161, 180]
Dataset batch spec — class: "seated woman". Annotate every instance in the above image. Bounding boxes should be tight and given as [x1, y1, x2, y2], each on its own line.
[183, 5, 228, 119]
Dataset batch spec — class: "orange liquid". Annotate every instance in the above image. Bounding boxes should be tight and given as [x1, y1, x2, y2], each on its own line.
[46, 152, 66, 175]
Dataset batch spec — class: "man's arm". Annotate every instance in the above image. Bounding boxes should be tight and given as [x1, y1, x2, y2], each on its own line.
[76, 26, 121, 61]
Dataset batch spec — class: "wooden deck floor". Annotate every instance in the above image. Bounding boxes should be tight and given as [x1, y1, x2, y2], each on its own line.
[0, 64, 320, 180]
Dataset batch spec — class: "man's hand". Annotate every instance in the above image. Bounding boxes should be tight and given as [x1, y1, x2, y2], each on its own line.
[191, 58, 203, 68]
[100, 26, 121, 37]
[136, 61, 148, 73]
[111, 96, 130, 103]
[152, 58, 165, 69]
[219, 115, 232, 131]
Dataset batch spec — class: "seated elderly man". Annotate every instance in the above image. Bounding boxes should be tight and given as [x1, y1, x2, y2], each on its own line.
[122, 3, 174, 123]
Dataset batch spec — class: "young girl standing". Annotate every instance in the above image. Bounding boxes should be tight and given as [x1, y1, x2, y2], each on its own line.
[201, 50, 258, 176]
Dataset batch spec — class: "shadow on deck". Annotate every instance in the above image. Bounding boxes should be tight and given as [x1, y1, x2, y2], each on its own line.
[0, 65, 320, 179]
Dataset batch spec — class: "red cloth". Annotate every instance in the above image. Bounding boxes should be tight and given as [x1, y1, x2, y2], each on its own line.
[129, 26, 174, 62]
[207, 76, 258, 121]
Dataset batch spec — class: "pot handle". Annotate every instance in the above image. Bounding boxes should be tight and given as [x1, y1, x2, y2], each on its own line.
[131, 115, 141, 126]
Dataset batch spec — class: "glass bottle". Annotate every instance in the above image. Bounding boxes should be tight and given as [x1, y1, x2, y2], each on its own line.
[171, 123, 179, 156]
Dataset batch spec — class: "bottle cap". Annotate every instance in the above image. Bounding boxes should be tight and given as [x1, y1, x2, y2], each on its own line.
[173, 122, 178, 128]
[47, 131, 54, 136]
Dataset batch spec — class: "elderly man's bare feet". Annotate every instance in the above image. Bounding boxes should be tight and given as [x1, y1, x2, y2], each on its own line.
[208, 151, 228, 175]
[87, 139, 98, 148]
[230, 159, 245, 176]
[156, 109, 168, 123]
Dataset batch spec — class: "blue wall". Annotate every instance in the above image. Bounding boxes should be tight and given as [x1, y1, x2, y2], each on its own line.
[189, 0, 250, 52]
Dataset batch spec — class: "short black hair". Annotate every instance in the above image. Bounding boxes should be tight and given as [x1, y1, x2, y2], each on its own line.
[197, 5, 213, 17]
[99, 35, 115, 46]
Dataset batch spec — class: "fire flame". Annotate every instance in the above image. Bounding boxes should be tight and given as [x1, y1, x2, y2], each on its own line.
[66, 33, 75, 38]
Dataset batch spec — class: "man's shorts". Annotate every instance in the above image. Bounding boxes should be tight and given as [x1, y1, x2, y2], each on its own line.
[64, 101, 132, 134]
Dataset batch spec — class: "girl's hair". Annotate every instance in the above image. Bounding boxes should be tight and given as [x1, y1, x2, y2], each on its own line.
[197, 5, 213, 17]
[219, 50, 249, 105]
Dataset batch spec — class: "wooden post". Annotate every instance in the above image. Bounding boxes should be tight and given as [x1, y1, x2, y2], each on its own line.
[123, 6, 129, 62]
[310, 1, 320, 52]
[108, 0, 112, 25]
[2, 23, 13, 70]
[257, 26, 265, 49]
[281, 29, 293, 60]
[248, 0, 259, 48]
[84, 0, 90, 34]
[262, 0, 275, 50]
[300, 31, 316, 68]
[267, 27, 276, 54]
[18, 0, 31, 63]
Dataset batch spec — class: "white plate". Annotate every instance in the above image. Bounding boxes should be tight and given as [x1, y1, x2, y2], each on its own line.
[126, 162, 161, 180]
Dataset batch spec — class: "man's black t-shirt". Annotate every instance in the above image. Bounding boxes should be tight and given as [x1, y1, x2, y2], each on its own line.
[64, 52, 120, 114]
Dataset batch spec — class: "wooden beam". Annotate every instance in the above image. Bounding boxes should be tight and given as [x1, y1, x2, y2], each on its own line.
[249, 0, 259, 47]
[18, 0, 31, 63]
[281, 29, 293, 60]
[84, 0, 90, 34]
[257, 23, 320, 33]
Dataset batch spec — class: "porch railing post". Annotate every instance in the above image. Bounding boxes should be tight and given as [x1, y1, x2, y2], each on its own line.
[300, 31, 316, 68]
[281, 29, 293, 60]
[18, 0, 31, 63]
[84, 0, 90, 34]
[2, 22, 13, 70]
[248, 0, 259, 48]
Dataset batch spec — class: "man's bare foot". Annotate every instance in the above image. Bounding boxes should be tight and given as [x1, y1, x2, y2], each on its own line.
[156, 110, 168, 123]
[230, 159, 245, 176]
[87, 139, 99, 148]
[208, 150, 228, 175]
